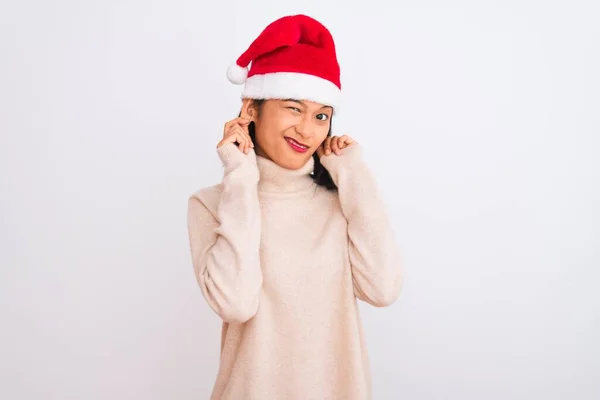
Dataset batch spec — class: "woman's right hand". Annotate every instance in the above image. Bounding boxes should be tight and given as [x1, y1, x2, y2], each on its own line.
[217, 117, 254, 154]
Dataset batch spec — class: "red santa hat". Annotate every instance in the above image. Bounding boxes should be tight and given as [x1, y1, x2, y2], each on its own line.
[226, 14, 341, 112]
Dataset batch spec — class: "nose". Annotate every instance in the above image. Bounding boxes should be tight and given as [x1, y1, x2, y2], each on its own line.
[295, 117, 314, 139]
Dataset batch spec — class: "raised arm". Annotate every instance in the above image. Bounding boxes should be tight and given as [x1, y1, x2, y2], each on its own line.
[187, 142, 262, 323]
[320, 143, 403, 307]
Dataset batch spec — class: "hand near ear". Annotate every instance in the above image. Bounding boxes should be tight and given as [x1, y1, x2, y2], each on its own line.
[317, 134, 356, 158]
[218, 117, 254, 154]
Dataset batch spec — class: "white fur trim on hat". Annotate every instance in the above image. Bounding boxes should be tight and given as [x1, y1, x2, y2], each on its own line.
[241, 72, 341, 111]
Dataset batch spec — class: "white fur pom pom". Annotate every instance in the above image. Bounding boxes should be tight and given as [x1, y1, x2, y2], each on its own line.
[226, 63, 248, 84]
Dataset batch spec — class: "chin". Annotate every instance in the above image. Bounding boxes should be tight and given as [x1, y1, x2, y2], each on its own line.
[274, 148, 313, 170]
[278, 157, 309, 170]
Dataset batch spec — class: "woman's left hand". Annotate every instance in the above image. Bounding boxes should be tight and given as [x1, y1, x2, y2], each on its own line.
[317, 134, 357, 158]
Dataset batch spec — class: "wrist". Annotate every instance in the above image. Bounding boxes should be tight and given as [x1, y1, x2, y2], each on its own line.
[217, 142, 258, 171]
[319, 143, 363, 168]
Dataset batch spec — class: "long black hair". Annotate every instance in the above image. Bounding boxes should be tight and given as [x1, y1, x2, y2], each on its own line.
[243, 99, 337, 191]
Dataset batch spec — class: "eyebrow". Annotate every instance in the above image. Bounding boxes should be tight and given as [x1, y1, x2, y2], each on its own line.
[282, 98, 332, 111]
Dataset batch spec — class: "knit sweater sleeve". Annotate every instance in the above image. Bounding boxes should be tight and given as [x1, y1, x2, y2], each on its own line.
[320, 144, 404, 307]
[187, 142, 263, 323]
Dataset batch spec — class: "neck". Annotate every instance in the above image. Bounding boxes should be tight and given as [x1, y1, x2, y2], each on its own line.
[256, 155, 316, 194]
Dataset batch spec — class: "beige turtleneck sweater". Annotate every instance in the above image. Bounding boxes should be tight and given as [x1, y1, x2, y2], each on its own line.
[187, 141, 403, 400]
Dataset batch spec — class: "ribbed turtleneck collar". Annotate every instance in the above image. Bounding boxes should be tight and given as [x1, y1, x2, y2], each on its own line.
[256, 155, 316, 194]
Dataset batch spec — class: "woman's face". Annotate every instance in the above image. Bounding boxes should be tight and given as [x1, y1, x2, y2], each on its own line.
[244, 98, 332, 170]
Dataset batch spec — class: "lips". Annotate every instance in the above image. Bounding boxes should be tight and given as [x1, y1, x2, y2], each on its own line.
[285, 137, 309, 153]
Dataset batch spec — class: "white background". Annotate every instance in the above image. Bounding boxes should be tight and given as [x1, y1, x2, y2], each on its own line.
[1, 0, 599, 399]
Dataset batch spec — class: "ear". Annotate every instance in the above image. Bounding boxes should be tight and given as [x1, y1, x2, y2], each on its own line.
[240, 98, 256, 121]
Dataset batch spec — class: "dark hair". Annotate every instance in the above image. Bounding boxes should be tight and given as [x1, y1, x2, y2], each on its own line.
[243, 99, 337, 191]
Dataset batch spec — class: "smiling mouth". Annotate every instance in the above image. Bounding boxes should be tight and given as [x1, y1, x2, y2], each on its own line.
[284, 137, 309, 153]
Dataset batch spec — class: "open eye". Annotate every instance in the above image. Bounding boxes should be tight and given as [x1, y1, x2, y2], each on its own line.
[316, 113, 329, 121]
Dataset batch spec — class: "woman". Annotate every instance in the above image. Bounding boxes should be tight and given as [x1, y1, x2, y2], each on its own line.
[187, 14, 403, 400]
